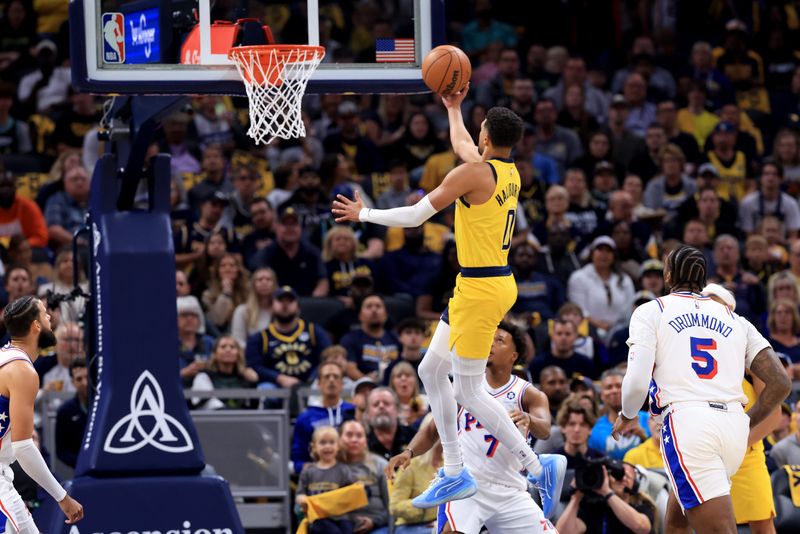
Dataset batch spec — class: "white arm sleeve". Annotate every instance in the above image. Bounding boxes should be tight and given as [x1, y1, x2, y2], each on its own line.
[621, 303, 658, 419]
[358, 195, 438, 228]
[13, 438, 67, 501]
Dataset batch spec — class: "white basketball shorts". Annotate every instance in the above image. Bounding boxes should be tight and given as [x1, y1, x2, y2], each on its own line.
[660, 401, 749, 511]
[0, 465, 37, 534]
[436, 479, 556, 534]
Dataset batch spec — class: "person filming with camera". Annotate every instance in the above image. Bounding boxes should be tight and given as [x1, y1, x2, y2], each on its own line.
[556, 456, 654, 534]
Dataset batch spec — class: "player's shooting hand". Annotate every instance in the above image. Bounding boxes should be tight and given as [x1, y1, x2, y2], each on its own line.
[384, 449, 413, 481]
[332, 191, 365, 223]
[441, 83, 470, 109]
[509, 410, 530, 435]
[59, 495, 84, 524]
[611, 412, 638, 441]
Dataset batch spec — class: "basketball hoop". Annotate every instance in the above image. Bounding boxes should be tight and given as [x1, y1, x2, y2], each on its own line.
[228, 45, 325, 145]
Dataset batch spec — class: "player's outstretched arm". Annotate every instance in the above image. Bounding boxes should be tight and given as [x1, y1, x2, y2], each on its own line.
[512, 386, 551, 440]
[442, 84, 482, 163]
[384, 418, 439, 481]
[8, 362, 84, 524]
[333, 166, 473, 227]
[747, 347, 792, 429]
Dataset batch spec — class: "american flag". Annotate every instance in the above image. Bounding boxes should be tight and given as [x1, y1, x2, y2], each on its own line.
[376, 38, 415, 63]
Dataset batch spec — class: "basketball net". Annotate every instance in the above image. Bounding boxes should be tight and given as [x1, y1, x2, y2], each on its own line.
[229, 45, 325, 145]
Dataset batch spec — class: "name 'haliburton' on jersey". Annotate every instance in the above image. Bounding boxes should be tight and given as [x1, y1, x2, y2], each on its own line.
[667, 312, 734, 337]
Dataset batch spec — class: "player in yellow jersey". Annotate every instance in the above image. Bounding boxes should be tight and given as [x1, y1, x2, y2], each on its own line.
[333, 87, 567, 517]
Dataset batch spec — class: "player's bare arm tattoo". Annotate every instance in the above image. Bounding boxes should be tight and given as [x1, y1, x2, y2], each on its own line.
[747, 348, 791, 429]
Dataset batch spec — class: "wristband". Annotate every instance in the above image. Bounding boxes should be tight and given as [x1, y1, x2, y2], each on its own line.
[604, 491, 615, 502]
[407, 447, 415, 458]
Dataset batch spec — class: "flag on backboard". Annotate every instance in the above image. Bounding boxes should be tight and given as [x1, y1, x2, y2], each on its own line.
[376, 38, 415, 62]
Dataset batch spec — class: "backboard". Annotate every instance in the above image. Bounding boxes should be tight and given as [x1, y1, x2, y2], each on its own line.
[70, 0, 445, 95]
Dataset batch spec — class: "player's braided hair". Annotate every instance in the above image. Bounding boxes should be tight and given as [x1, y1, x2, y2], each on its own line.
[3, 296, 39, 338]
[666, 245, 707, 293]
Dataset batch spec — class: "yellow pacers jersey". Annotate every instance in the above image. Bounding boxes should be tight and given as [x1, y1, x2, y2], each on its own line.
[730, 377, 775, 523]
[454, 158, 520, 268]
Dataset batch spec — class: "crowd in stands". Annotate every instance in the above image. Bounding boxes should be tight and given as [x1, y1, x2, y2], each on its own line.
[4, 0, 800, 531]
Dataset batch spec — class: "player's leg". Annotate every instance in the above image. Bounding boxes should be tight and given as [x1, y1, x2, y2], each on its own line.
[437, 498, 482, 534]
[0, 474, 37, 534]
[664, 492, 691, 534]
[684, 496, 738, 534]
[416, 316, 462, 476]
[747, 519, 776, 534]
[482, 486, 556, 534]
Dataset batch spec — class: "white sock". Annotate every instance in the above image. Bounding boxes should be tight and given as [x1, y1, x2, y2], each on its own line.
[417, 321, 462, 477]
[453, 356, 542, 477]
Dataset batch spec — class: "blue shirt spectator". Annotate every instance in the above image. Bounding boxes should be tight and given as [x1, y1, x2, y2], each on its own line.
[341, 295, 401, 380]
[588, 370, 651, 460]
[533, 152, 560, 186]
[44, 165, 90, 248]
[461, 0, 517, 56]
[377, 227, 440, 297]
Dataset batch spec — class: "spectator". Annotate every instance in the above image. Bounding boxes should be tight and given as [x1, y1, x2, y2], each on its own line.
[681, 41, 734, 110]
[230, 267, 275, 348]
[7, 234, 52, 285]
[241, 198, 275, 270]
[707, 234, 766, 325]
[604, 95, 646, 170]
[386, 113, 445, 175]
[655, 100, 701, 168]
[461, 0, 517, 59]
[2, 265, 33, 312]
[773, 129, 800, 187]
[323, 226, 374, 300]
[568, 236, 635, 333]
[588, 370, 650, 460]
[538, 365, 569, 419]
[339, 420, 390, 534]
[341, 294, 400, 381]
[323, 100, 384, 176]
[376, 160, 411, 210]
[532, 184, 574, 249]
[643, 144, 696, 221]
[704, 121, 753, 202]
[606, 291, 657, 368]
[552, 401, 603, 468]
[307, 345, 356, 404]
[222, 163, 262, 239]
[279, 166, 332, 246]
[762, 215, 790, 266]
[390, 435, 441, 533]
[543, 56, 608, 120]
[381, 317, 425, 382]
[674, 164, 739, 235]
[416, 240, 459, 321]
[44, 165, 90, 248]
[246, 286, 331, 388]
[532, 98, 583, 179]
[677, 81, 719, 148]
[42, 322, 83, 395]
[256, 206, 328, 297]
[590, 161, 619, 213]
[54, 358, 88, 468]
[53, 91, 99, 152]
[769, 399, 800, 467]
[0, 0, 36, 81]
[37, 248, 88, 323]
[387, 361, 428, 428]
[600, 190, 652, 252]
[17, 39, 71, 114]
[192, 96, 234, 151]
[291, 361, 355, 474]
[201, 253, 249, 332]
[743, 234, 779, 287]
[364, 387, 415, 461]
[628, 124, 668, 183]
[187, 145, 231, 212]
[158, 112, 200, 177]
[556, 84, 599, 146]
[639, 259, 666, 297]
[739, 161, 800, 238]
[564, 168, 601, 239]
[574, 131, 624, 182]
[0, 167, 48, 248]
[378, 225, 440, 297]
[610, 36, 676, 100]
[185, 229, 231, 296]
[766, 403, 793, 451]
[768, 271, 800, 310]
[528, 318, 596, 381]
[0, 83, 31, 155]
[705, 102, 761, 162]
[534, 224, 581, 287]
[511, 241, 565, 323]
[190, 335, 258, 410]
[509, 77, 536, 124]
[295, 426, 358, 534]
[176, 295, 215, 386]
[621, 73, 657, 137]
[766, 300, 800, 374]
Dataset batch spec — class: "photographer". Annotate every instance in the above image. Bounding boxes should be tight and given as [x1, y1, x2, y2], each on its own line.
[556, 460, 654, 534]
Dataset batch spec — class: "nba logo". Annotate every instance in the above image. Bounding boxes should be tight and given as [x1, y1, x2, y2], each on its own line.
[102, 13, 125, 63]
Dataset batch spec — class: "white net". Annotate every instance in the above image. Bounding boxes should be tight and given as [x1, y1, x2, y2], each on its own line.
[229, 45, 325, 145]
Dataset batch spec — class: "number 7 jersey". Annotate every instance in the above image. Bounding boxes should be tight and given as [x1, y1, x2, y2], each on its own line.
[454, 157, 520, 268]
[627, 292, 771, 409]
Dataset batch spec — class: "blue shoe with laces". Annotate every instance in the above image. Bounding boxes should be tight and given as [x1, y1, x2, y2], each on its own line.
[527, 454, 567, 519]
[411, 467, 478, 509]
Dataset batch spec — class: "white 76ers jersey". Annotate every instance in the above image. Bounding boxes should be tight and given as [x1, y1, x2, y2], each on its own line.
[0, 346, 33, 466]
[628, 292, 770, 409]
[457, 375, 531, 491]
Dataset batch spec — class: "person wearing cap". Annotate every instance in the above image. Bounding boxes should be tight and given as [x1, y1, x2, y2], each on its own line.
[674, 163, 738, 234]
[628, 123, 669, 183]
[255, 205, 328, 297]
[643, 144, 696, 222]
[177, 295, 215, 386]
[639, 259, 665, 296]
[567, 235, 635, 333]
[341, 295, 400, 381]
[677, 81, 720, 148]
[278, 166, 332, 247]
[738, 161, 800, 238]
[322, 100, 384, 176]
[703, 120, 753, 202]
[705, 102, 761, 161]
[714, 20, 767, 109]
[17, 39, 71, 114]
[187, 144, 233, 212]
[245, 285, 331, 388]
[603, 95, 646, 169]
[181, 191, 238, 266]
[589, 161, 618, 213]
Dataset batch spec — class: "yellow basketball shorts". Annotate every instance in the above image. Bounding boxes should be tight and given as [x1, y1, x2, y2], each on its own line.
[730, 447, 775, 523]
[444, 269, 517, 359]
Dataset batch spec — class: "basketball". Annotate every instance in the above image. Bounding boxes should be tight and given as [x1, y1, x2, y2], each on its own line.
[422, 45, 471, 96]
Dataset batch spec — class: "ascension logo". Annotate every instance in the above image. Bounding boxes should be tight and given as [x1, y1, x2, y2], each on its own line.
[68, 520, 233, 534]
[103, 371, 193, 454]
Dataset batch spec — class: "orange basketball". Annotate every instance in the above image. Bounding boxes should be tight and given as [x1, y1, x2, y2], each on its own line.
[422, 45, 471, 96]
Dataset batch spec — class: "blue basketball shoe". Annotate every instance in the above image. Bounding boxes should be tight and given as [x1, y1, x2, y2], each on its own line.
[527, 454, 567, 519]
[412, 468, 477, 509]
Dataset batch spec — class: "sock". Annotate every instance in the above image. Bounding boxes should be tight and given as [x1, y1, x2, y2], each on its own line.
[417, 320, 462, 476]
[453, 356, 542, 477]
